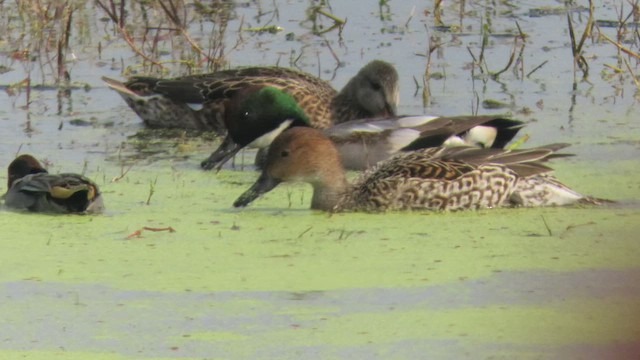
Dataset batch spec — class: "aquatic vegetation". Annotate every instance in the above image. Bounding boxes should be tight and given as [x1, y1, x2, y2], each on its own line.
[0, 0, 639, 358]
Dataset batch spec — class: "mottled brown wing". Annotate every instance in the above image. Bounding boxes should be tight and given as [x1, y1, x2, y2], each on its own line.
[148, 67, 335, 101]
[418, 143, 573, 177]
[124, 77, 206, 103]
[199, 68, 337, 125]
[351, 148, 476, 194]
[148, 67, 337, 128]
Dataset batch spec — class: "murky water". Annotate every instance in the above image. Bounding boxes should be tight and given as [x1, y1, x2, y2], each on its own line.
[0, 1, 639, 358]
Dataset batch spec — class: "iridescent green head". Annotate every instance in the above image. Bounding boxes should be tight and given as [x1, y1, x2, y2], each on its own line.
[224, 86, 311, 146]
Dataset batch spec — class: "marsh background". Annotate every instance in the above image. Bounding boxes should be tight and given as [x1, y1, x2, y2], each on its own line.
[0, 0, 639, 358]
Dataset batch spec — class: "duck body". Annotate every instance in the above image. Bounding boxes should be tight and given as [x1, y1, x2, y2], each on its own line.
[233, 127, 603, 212]
[201, 86, 525, 171]
[103, 60, 399, 135]
[325, 115, 525, 170]
[4, 155, 103, 214]
[102, 76, 224, 132]
[336, 146, 586, 212]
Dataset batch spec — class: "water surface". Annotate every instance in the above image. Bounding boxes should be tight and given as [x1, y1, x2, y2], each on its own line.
[0, 0, 639, 358]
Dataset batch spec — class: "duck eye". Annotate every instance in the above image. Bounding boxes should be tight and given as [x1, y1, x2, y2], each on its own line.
[241, 111, 250, 120]
[280, 150, 290, 158]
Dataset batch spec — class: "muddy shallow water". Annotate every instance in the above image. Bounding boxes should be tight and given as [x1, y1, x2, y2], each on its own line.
[0, 0, 639, 359]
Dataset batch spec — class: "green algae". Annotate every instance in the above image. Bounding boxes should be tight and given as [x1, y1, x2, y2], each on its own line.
[0, 351, 137, 360]
[0, 156, 638, 294]
[1, 154, 638, 359]
[262, 299, 640, 345]
[1, 0, 640, 357]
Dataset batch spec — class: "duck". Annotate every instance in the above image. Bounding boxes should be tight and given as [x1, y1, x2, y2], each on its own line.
[102, 60, 399, 134]
[200, 86, 526, 171]
[3, 155, 103, 214]
[233, 127, 604, 212]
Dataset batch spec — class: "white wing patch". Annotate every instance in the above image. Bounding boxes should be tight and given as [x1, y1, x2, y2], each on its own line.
[464, 126, 498, 148]
[442, 136, 468, 147]
[186, 103, 204, 111]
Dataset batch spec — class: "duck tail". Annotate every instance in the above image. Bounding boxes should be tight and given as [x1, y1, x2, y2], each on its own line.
[102, 76, 139, 98]
[577, 196, 615, 206]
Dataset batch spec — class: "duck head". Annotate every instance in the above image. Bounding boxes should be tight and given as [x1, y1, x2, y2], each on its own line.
[339, 60, 399, 118]
[7, 154, 48, 190]
[201, 86, 311, 170]
[234, 127, 347, 210]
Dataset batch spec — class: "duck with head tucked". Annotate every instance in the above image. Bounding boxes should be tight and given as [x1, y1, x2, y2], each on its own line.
[3, 155, 103, 214]
[233, 127, 605, 212]
[202, 86, 526, 171]
[102, 60, 399, 136]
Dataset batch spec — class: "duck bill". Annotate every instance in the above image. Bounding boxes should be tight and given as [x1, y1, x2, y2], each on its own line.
[85, 195, 105, 214]
[233, 172, 281, 208]
[201, 135, 242, 171]
[385, 102, 397, 117]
